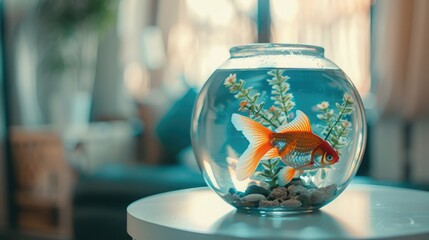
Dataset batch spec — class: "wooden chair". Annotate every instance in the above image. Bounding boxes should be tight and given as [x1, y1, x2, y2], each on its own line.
[10, 127, 74, 239]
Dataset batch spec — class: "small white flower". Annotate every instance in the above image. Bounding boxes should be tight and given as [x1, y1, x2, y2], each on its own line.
[317, 114, 325, 120]
[341, 120, 351, 128]
[224, 73, 237, 86]
[343, 93, 353, 103]
[326, 109, 334, 118]
[316, 101, 329, 110]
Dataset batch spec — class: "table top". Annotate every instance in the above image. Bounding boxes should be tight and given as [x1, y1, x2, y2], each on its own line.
[127, 184, 429, 240]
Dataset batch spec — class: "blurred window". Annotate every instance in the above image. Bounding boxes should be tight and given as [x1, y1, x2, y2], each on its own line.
[118, 0, 257, 100]
[119, 0, 370, 99]
[168, 0, 258, 87]
[271, 0, 371, 97]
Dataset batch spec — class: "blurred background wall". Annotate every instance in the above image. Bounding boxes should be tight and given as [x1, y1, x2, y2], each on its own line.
[371, 0, 429, 182]
[0, 0, 428, 239]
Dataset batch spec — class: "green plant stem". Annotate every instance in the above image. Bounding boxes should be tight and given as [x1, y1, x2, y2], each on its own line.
[244, 106, 279, 129]
[266, 159, 278, 188]
[275, 71, 290, 123]
[321, 108, 329, 123]
[267, 159, 272, 169]
[324, 101, 350, 140]
[269, 110, 283, 126]
[331, 124, 347, 149]
[240, 90, 279, 129]
[276, 118, 282, 126]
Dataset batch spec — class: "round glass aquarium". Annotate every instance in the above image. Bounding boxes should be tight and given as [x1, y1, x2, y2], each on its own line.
[191, 44, 366, 214]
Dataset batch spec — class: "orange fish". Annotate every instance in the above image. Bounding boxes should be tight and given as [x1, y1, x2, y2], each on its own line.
[231, 110, 339, 185]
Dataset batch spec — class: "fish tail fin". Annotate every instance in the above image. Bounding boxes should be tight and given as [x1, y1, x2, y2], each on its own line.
[231, 114, 273, 180]
[278, 166, 300, 186]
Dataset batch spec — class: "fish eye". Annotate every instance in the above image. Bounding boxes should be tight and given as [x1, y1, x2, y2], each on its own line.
[326, 155, 333, 161]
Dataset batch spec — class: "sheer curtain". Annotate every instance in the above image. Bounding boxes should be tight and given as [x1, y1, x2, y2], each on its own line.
[371, 0, 429, 183]
[118, 0, 257, 101]
[271, 0, 371, 97]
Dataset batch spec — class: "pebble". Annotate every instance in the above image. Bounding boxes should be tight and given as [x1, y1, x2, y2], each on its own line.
[288, 185, 309, 196]
[293, 192, 311, 207]
[310, 189, 325, 205]
[242, 194, 266, 202]
[309, 183, 338, 205]
[281, 199, 302, 208]
[269, 187, 288, 200]
[223, 193, 241, 204]
[229, 183, 338, 208]
[321, 184, 337, 197]
[244, 185, 270, 197]
[248, 181, 270, 189]
[259, 199, 281, 208]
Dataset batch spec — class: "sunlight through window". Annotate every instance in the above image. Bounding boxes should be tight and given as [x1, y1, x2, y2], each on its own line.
[271, 0, 371, 97]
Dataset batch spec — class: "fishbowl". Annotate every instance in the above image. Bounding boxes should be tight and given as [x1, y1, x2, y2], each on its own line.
[191, 44, 366, 214]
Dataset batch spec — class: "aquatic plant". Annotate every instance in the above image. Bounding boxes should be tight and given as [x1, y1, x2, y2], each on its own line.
[256, 159, 282, 189]
[224, 71, 354, 188]
[303, 94, 354, 183]
[267, 69, 295, 123]
[224, 71, 295, 187]
[224, 73, 279, 128]
[315, 93, 354, 151]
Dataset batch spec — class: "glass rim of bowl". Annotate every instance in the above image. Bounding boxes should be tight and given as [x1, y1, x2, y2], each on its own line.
[229, 43, 325, 58]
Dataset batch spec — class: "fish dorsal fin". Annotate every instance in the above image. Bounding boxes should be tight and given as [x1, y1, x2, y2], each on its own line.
[275, 110, 312, 133]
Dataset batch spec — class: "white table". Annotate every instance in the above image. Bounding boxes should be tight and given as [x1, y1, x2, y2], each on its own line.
[127, 184, 429, 239]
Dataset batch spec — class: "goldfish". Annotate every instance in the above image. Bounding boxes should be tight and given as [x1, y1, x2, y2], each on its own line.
[231, 110, 339, 185]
